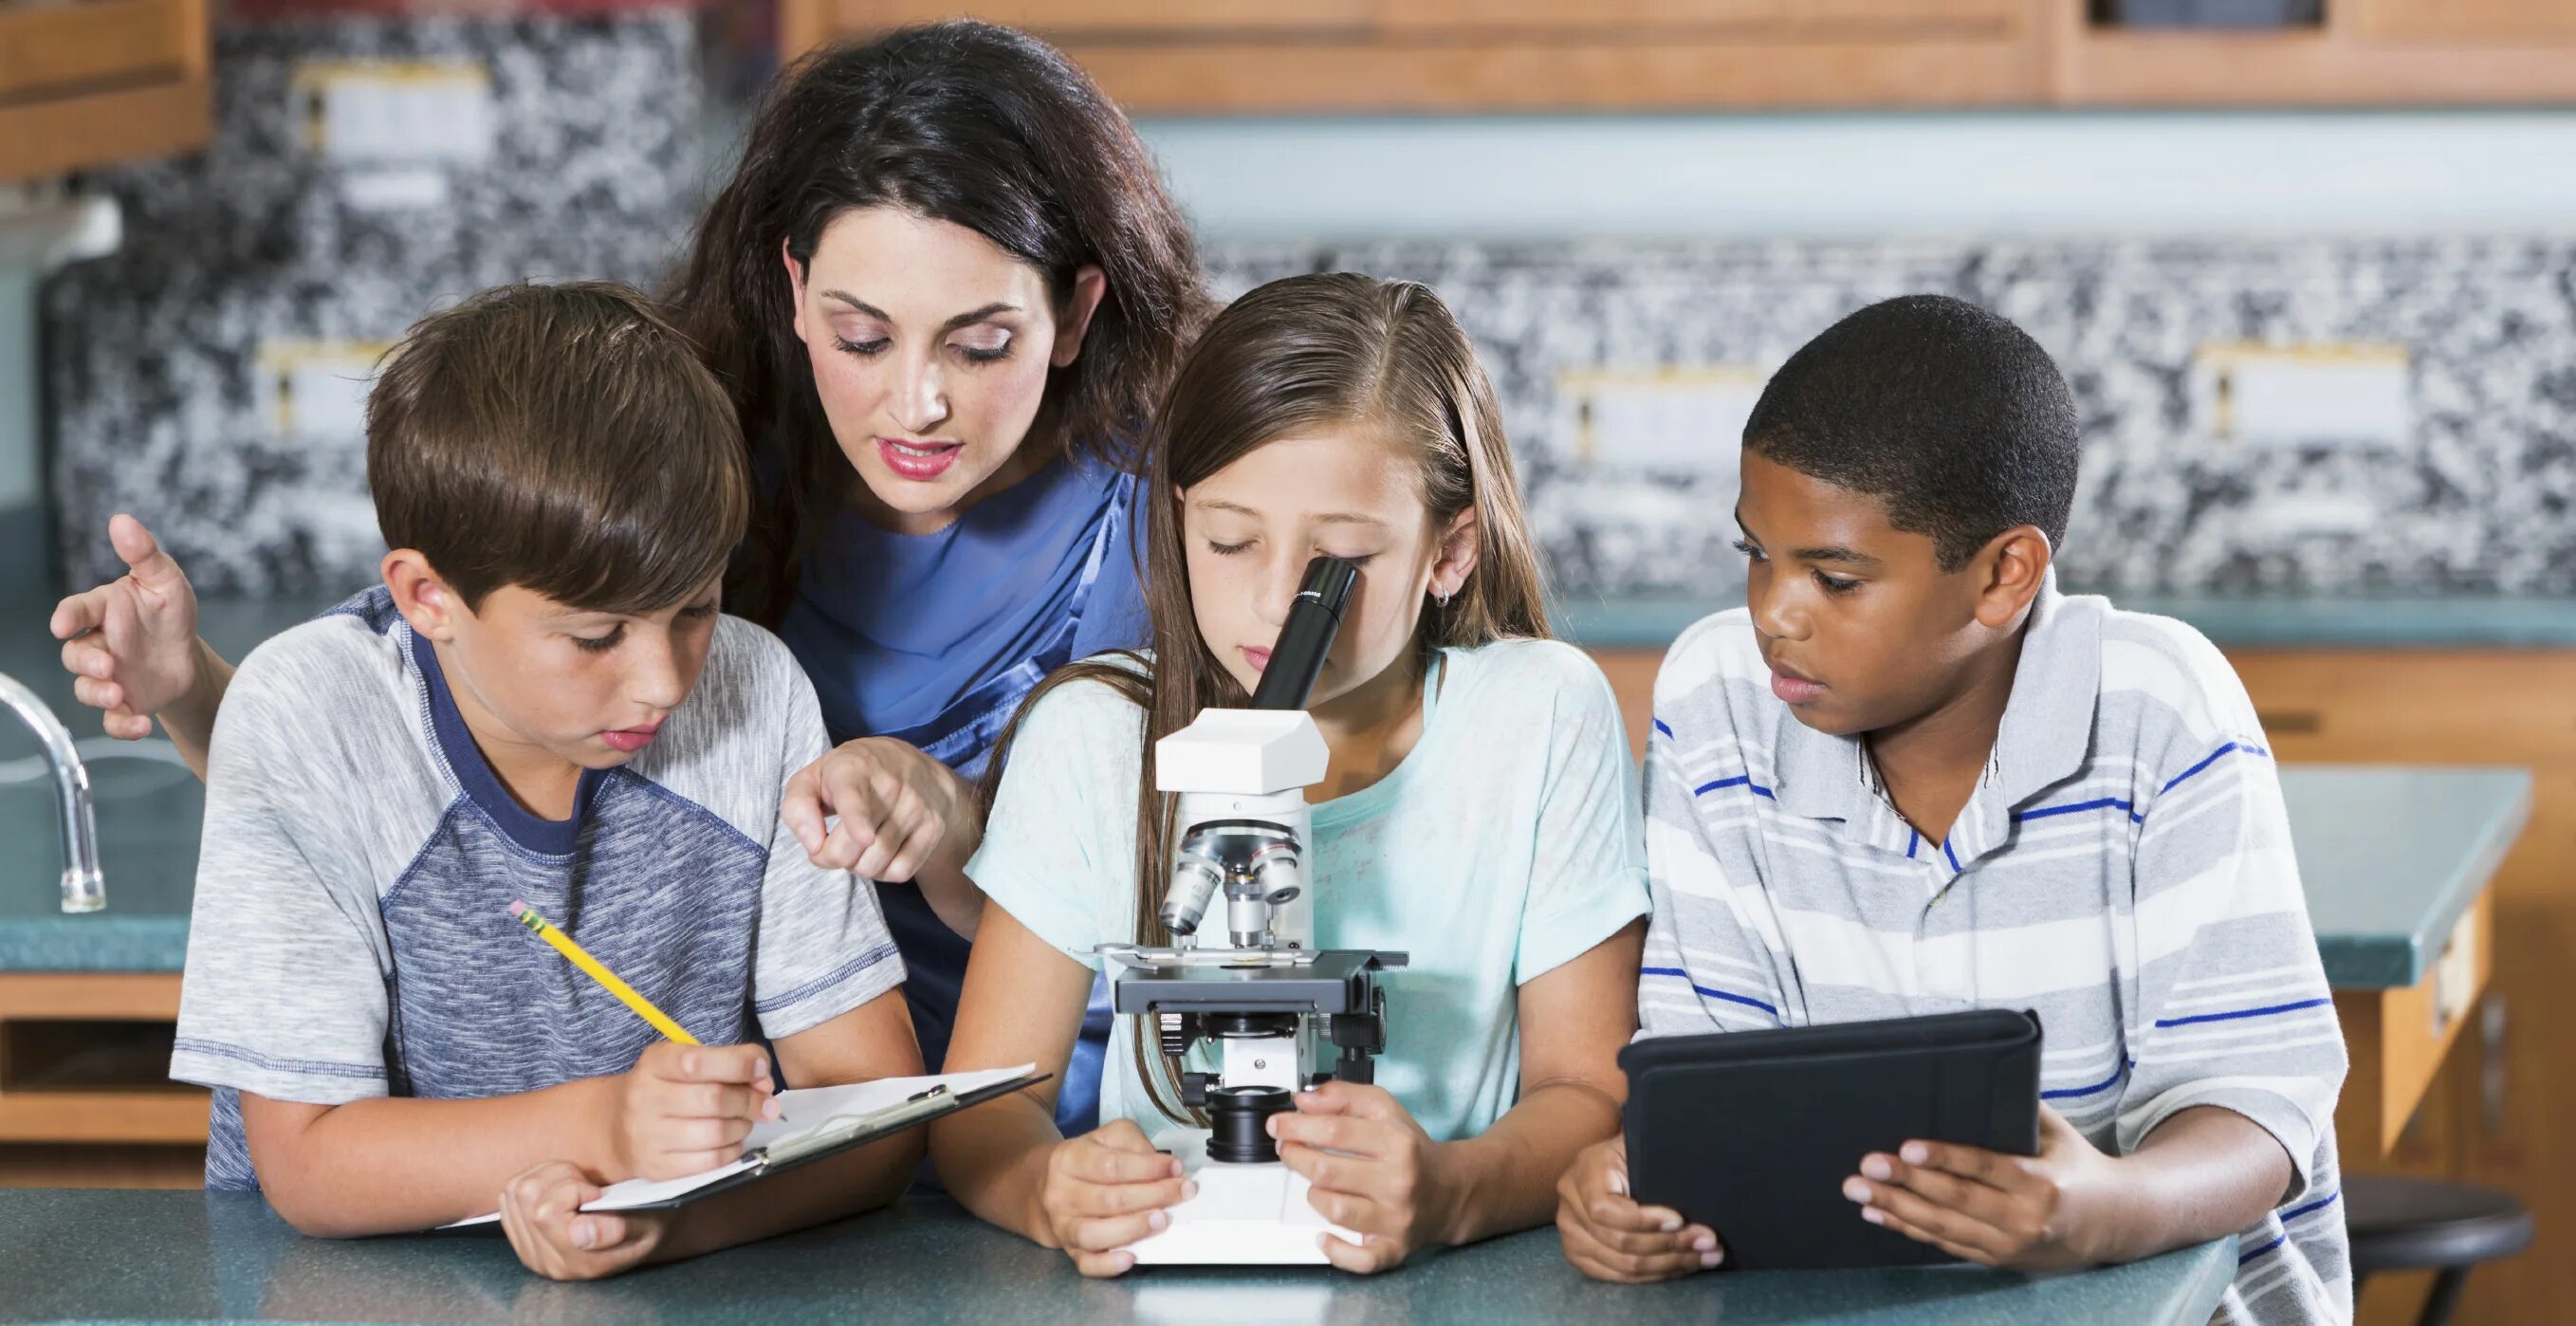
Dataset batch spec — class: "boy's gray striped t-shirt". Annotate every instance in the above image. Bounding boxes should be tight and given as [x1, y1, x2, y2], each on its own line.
[1641, 582, 2348, 1326]
[170, 588, 905, 1190]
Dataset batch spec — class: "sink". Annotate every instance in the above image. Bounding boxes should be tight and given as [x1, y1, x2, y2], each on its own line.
[0, 737, 202, 968]
[0, 736, 193, 796]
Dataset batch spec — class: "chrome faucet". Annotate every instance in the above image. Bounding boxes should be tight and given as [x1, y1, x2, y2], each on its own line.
[0, 671, 104, 912]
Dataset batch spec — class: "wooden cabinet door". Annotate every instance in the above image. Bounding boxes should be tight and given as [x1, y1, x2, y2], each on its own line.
[2233, 649, 2576, 1326]
[2350, 0, 2576, 40]
[0, 0, 212, 182]
[782, 0, 2051, 110]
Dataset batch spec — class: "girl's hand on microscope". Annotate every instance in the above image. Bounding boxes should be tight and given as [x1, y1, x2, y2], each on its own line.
[1272, 1080, 1457, 1273]
[1039, 1117, 1196, 1277]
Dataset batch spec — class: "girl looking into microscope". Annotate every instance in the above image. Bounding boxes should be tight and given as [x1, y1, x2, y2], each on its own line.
[929, 271, 1648, 1276]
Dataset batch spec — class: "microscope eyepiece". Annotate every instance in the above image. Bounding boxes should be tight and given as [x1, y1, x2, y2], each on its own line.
[1248, 556, 1358, 711]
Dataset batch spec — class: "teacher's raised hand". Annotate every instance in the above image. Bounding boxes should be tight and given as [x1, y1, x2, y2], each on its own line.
[50, 514, 229, 765]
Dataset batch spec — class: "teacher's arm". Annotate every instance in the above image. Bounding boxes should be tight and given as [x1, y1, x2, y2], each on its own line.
[782, 737, 988, 937]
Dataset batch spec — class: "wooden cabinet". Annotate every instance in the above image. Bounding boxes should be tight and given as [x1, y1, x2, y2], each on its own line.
[2232, 649, 2576, 1326]
[783, 0, 2576, 107]
[0, 972, 203, 1189]
[783, 0, 2053, 110]
[0, 0, 213, 182]
[2348, 0, 2576, 41]
[2047, 0, 2576, 104]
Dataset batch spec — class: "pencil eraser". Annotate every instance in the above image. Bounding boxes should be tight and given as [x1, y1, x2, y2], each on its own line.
[508, 899, 527, 918]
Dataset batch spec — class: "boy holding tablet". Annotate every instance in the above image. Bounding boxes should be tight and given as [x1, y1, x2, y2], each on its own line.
[1558, 296, 2346, 1325]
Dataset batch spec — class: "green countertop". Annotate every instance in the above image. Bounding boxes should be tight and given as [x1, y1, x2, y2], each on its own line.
[2282, 766, 2530, 987]
[1554, 591, 2576, 652]
[0, 589, 2538, 986]
[0, 1189, 2236, 1326]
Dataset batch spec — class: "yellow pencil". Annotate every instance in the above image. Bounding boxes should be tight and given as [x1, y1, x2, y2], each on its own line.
[508, 899, 700, 1045]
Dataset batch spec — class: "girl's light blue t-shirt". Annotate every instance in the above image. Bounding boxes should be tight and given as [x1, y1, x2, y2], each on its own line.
[966, 636, 1649, 1144]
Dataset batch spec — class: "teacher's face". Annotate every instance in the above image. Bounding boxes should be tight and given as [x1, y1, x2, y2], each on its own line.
[785, 206, 1105, 533]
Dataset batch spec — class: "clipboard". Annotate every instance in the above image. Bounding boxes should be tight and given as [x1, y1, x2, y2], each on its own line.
[438, 1064, 1050, 1228]
[617, 1066, 1052, 1211]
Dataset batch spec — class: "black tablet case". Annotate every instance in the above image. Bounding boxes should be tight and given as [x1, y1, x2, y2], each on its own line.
[1618, 1009, 2043, 1270]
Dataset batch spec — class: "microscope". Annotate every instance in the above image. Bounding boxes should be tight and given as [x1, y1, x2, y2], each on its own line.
[1097, 555, 1407, 1265]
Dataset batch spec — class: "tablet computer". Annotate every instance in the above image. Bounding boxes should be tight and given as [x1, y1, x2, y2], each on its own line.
[1618, 1008, 2043, 1270]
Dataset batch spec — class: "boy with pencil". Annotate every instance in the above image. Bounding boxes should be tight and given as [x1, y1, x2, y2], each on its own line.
[1555, 297, 2347, 1324]
[168, 282, 918, 1279]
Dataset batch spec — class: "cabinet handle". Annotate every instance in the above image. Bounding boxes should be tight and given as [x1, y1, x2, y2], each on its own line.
[2482, 991, 2509, 1138]
[2256, 709, 2324, 736]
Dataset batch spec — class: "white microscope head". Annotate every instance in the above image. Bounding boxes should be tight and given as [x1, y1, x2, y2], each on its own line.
[1153, 709, 1329, 797]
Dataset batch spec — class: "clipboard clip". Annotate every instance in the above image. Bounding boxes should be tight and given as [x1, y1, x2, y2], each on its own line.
[752, 1074, 1043, 1171]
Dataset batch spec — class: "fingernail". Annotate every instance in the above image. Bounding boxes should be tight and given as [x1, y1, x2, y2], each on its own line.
[1149, 1210, 1168, 1231]
[1181, 1180, 1199, 1200]
[1843, 1178, 1871, 1204]
[1265, 1116, 1280, 1137]
[1660, 1214, 1682, 1233]
[572, 1221, 596, 1249]
[764, 1097, 783, 1119]
[1901, 1142, 1929, 1165]
[1861, 1156, 1892, 1181]
[1701, 1250, 1724, 1268]
[1861, 1207, 1886, 1226]
[1692, 1234, 1715, 1252]
[1608, 1171, 1628, 1197]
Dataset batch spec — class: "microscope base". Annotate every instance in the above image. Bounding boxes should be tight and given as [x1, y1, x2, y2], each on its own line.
[1123, 1131, 1353, 1265]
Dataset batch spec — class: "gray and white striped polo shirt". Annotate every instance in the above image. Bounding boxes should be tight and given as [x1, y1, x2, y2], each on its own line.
[1639, 580, 2349, 1326]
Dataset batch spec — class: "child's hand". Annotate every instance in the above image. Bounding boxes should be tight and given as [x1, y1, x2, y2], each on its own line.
[50, 514, 203, 739]
[782, 736, 972, 883]
[1843, 1105, 2117, 1270]
[498, 1161, 667, 1280]
[1271, 1080, 1458, 1274]
[1038, 1117, 1193, 1277]
[1555, 1133, 1722, 1282]
[610, 1042, 780, 1182]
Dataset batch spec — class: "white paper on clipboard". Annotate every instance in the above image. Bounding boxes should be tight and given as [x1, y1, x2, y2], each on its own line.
[439, 1063, 1040, 1228]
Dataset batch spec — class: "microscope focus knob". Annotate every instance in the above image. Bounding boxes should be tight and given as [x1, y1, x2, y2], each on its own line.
[1179, 1073, 1214, 1109]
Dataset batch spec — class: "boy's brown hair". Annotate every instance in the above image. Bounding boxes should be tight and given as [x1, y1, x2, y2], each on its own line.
[366, 280, 749, 615]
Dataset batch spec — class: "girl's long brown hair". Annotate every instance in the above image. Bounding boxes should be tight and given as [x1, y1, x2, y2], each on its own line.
[666, 20, 1211, 624]
[983, 272, 1552, 1123]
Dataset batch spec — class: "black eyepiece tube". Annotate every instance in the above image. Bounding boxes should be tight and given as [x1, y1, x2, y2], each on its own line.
[1248, 556, 1358, 711]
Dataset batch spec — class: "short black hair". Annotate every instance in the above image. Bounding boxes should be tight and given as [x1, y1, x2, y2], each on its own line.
[1744, 294, 2079, 570]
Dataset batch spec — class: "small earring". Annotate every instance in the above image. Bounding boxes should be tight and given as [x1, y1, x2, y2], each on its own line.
[1433, 587, 1453, 608]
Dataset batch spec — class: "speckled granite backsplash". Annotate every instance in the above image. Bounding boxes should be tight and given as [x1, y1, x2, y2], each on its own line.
[44, 13, 705, 596]
[41, 21, 2576, 599]
[1203, 239, 2576, 599]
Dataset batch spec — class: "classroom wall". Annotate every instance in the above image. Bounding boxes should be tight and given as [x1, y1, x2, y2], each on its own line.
[36, 13, 2576, 598]
[1132, 112, 2576, 242]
